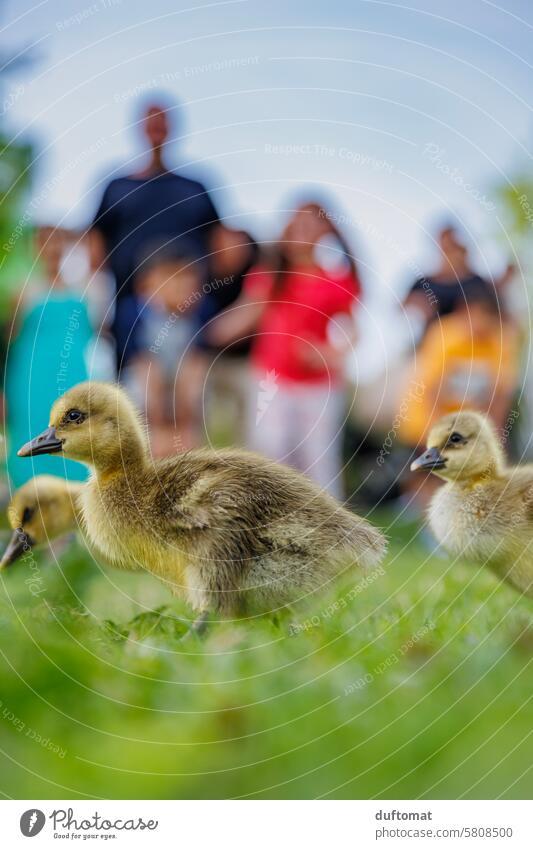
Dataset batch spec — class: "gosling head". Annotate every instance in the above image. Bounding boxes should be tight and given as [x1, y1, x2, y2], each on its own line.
[1, 475, 80, 568]
[410, 411, 505, 483]
[17, 382, 149, 475]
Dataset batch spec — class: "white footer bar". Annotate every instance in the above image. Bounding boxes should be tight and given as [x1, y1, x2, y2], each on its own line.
[1, 799, 529, 847]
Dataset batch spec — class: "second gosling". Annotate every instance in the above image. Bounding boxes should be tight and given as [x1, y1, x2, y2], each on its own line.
[411, 410, 533, 598]
[1, 475, 82, 568]
[18, 381, 386, 618]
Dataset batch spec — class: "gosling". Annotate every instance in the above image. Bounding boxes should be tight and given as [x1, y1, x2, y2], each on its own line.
[411, 410, 533, 597]
[18, 382, 386, 619]
[1, 475, 82, 568]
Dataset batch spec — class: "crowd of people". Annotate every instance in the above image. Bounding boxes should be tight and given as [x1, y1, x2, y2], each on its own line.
[2, 99, 524, 510]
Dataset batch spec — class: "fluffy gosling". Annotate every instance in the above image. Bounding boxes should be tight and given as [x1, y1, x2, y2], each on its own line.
[18, 381, 387, 619]
[411, 410, 533, 597]
[1, 475, 82, 568]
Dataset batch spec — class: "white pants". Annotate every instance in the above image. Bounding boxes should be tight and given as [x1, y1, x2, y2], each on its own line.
[246, 373, 346, 499]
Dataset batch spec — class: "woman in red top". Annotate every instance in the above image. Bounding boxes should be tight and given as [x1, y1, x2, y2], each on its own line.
[210, 201, 360, 499]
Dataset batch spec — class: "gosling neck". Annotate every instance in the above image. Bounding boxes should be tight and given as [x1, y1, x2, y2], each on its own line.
[67, 482, 85, 521]
[453, 457, 505, 490]
[91, 431, 149, 482]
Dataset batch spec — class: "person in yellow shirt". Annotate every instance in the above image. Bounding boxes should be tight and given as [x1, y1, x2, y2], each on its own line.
[399, 287, 519, 450]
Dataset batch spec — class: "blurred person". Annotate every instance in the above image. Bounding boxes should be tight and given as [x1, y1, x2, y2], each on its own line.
[191, 227, 258, 445]
[5, 227, 93, 486]
[396, 286, 519, 513]
[210, 200, 361, 498]
[60, 229, 117, 383]
[341, 225, 516, 460]
[399, 286, 518, 446]
[89, 98, 220, 374]
[403, 225, 511, 345]
[128, 239, 205, 456]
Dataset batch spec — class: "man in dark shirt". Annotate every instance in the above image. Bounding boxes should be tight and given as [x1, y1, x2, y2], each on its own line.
[404, 226, 491, 327]
[90, 100, 219, 371]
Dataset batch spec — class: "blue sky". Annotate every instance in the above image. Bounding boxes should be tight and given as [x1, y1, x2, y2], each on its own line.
[2, 0, 532, 297]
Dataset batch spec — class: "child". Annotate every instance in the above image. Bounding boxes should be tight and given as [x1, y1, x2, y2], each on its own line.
[129, 240, 205, 455]
[5, 227, 93, 486]
[399, 287, 519, 448]
[191, 226, 258, 446]
[210, 201, 361, 498]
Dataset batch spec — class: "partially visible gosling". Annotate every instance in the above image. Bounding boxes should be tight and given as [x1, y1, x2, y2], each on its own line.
[17, 381, 387, 618]
[411, 410, 533, 597]
[1, 475, 82, 568]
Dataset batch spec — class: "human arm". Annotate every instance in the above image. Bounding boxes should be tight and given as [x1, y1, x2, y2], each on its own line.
[88, 183, 115, 273]
[207, 267, 272, 347]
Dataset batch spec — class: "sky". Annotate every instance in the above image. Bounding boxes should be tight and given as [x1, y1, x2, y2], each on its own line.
[1, 0, 532, 301]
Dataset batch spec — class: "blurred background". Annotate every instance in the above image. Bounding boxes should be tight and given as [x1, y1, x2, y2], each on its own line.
[0, 0, 532, 800]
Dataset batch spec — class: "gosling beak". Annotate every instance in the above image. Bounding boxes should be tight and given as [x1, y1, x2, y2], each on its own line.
[0, 528, 35, 568]
[17, 426, 63, 458]
[410, 446, 447, 472]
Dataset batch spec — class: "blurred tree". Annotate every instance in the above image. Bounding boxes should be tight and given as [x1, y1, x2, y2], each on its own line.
[496, 178, 533, 242]
[0, 37, 34, 317]
[494, 170, 533, 457]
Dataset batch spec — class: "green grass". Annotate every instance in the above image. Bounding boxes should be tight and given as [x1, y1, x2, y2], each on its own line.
[0, 513, 532, 800]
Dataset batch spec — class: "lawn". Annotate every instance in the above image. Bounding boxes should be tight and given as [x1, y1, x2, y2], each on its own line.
[0, 511, 532, 800]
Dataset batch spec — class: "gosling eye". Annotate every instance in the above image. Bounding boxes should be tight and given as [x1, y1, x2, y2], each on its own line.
[448, 431, 466, 446]
[65, 409, 86, 424]
[22, 506, 34, 524]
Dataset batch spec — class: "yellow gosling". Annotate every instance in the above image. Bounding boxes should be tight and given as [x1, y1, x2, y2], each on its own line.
[1, 475, 83, 568]
[18, 381, 387, 619]
[411, 410, 533, 597]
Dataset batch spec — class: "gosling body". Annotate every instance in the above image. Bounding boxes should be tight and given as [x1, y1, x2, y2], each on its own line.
[412, 411, 533, 597]
[19, 382, 387, 615]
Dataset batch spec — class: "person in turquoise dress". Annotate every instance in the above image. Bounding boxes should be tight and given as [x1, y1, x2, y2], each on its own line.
[5, 228, 94, 487]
